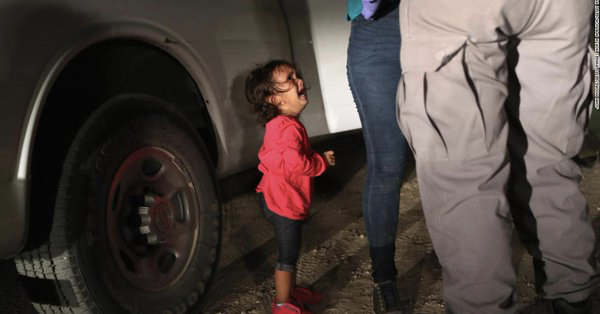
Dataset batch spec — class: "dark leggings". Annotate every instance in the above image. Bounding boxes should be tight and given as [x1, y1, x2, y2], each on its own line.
[347, 6, 409, 283]
[258, 193, 302, 272]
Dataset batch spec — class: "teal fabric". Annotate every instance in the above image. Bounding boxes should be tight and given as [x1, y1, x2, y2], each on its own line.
[347, 0, 362, 20]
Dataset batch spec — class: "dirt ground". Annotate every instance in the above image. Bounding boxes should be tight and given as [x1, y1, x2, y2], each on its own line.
[198, 131, 600, 314]
[1, 132, 598, 314]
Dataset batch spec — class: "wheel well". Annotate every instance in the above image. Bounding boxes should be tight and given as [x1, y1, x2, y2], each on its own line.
[26, 39, 218, 247]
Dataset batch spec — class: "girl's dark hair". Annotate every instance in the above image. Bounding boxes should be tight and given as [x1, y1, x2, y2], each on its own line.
[245, 59, 304, 126]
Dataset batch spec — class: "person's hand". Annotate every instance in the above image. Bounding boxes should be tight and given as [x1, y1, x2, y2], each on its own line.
[323, 150, 335, 166]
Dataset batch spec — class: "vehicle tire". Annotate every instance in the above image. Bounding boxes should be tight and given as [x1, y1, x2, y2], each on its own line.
[14, 94, 220, 313]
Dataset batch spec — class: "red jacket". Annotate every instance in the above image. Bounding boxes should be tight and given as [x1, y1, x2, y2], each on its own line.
[256, 115, 327, 220]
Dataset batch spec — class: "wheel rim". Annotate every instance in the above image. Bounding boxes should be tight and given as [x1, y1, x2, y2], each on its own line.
[106, 146, 200, 292]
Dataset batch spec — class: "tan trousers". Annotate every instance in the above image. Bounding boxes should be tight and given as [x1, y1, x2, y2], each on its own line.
[396, 0, 596, 313]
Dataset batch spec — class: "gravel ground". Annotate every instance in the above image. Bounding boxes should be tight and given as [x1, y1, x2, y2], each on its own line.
[1, 131, 599, 313]
[197, 132, 600, 313]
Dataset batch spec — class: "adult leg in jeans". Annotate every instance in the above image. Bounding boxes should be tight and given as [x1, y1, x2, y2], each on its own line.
[347, 7, 410, 285]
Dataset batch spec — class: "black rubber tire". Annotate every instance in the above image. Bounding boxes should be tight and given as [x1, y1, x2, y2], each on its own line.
[14, 94, 220, 313]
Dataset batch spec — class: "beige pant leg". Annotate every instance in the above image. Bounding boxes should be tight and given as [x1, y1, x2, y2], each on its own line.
[504, 0, 597, 303]
[397, 0, 596, 313]
[398, 2, 516, 313]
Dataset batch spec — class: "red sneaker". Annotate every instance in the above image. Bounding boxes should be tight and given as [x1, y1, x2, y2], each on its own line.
[272, 299, 313, 314]
[290, 286, 324, 305]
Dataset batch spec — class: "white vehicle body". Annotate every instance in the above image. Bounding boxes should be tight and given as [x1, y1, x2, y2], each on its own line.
[0, 1, 359, 312]
[0, 0, 357, 258]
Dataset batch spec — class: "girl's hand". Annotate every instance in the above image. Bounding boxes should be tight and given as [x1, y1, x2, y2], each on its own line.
[323, 150, 335, 166]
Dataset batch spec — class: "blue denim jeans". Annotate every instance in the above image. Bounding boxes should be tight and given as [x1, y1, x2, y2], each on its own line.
[258, 193, 302, 272]
[347, 7, 410, 283]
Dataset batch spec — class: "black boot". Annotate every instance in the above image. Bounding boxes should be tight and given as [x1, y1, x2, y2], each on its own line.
[372, 280, 403, 314]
